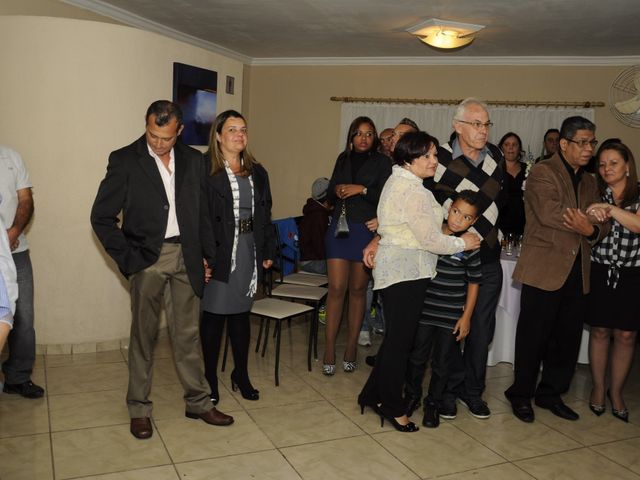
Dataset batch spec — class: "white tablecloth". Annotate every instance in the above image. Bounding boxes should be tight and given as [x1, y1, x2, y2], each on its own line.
[486, 253, 590, 366]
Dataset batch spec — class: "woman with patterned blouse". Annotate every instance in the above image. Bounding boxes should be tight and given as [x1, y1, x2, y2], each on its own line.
[586, 140, 640, 423]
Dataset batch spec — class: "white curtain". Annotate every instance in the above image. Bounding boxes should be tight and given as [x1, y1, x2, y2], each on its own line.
[339, 103, 594, 160]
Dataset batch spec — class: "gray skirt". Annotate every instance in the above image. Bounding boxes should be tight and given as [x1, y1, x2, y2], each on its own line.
[202, 232, 256, 315]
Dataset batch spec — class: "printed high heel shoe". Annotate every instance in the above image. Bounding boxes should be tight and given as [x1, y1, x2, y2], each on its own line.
[322, 363, 336, 376]
[230, 372, 259, 401]
[343, 360, 357, 373]
[589, 389, 605, 416]
[323, 355, 336, 376]
[607, 389, 629, 423]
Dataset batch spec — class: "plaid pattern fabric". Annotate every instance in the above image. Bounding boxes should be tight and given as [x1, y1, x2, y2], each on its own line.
[591, 187, 640, 289]
[429, 143, 504, 260]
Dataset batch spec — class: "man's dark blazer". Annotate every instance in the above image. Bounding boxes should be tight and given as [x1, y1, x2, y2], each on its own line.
[200, 157, 276, 283]
[90, 135, 206, 297]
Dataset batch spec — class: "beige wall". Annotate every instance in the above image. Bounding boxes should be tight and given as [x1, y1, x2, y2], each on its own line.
[0, 16, 243, 348]
[245, 65, 639, 219]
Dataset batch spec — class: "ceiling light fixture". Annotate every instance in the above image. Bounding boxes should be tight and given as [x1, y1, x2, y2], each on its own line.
[407, 18, 485, 50]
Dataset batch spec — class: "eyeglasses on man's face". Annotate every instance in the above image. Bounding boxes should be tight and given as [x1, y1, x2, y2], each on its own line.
[455, 119, 494, 130]
[565, 138, 598, 149]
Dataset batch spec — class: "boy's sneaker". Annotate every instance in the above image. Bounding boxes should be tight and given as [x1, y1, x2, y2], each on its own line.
[422, 401, 440, 428]
[459, 396, 491, 419]
[358, 331, 372, 347]
[438, 398, 458, 419]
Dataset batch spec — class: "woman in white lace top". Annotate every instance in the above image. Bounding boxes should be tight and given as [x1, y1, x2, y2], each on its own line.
[358, 131, 480, 432]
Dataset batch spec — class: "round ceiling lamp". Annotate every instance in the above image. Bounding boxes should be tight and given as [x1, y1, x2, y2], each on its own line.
[407, 18, 485, 50]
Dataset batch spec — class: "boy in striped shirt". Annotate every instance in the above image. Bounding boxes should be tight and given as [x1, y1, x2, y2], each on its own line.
[405, 190, 482, 428]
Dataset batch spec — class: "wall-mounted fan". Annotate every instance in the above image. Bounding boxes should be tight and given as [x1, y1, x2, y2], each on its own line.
[610, 65, 640, 128]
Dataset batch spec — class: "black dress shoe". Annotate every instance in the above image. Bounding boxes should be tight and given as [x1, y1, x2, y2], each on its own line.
[3, 381, 45, 399]
[511, 400, 535, 423]
[365, 355, 376, 367]
[130, 417, 153, 439]
[535, 400, 579, 421]
[422, 401, 440, 428]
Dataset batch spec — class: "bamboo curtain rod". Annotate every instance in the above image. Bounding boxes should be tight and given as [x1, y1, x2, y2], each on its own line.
[330, 97, 605, 108]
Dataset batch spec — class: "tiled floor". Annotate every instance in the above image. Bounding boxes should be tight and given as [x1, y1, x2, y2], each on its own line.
[1, 319, 640, 479]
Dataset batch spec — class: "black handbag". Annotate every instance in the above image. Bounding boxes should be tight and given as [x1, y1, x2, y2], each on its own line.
[334, 201, 350, 237]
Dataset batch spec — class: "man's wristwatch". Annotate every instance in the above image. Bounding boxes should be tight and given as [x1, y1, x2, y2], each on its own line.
[361, 187, 368, 195]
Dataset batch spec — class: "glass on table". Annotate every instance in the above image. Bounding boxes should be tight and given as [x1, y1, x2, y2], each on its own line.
[514, 234, 523, 257]
[504, 233, 515, 256]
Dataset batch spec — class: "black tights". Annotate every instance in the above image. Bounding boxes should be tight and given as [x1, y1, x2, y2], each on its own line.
[200, 311, 253, 398]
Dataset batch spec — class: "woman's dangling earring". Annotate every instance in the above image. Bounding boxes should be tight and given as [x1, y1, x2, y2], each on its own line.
[627, 170, 630, 177]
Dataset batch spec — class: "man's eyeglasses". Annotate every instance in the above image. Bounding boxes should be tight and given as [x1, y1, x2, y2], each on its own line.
[455, 119, 494, 130]
[565, 138, 598, 149]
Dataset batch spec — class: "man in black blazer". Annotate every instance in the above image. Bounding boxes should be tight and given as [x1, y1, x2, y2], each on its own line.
[91, 100, 233, 439]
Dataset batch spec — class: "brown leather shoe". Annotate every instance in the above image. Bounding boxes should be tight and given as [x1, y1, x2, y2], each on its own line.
[130, 417, 153, 439]
[185, 407, 234, 426]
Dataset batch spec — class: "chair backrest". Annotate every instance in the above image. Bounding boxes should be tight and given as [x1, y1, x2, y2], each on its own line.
[273, 218, 299, 278]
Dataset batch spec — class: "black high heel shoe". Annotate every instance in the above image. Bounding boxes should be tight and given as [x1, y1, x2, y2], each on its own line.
[607, 389, 629, 423]
[379, 406, 419, 432]
[230, 371, 259, 401]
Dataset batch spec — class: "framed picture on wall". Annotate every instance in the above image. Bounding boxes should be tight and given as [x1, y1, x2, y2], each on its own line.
[172, 62, 217, 146]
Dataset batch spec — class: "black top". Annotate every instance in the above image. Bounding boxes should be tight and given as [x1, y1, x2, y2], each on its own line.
[350, 150, 368, 178]
[559, 152, 584, 200]
[499, 163, 526, 235]
[326, 149, 392, 224]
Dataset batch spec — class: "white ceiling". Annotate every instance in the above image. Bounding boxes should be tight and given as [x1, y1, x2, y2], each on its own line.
[64, 0, 640, 64]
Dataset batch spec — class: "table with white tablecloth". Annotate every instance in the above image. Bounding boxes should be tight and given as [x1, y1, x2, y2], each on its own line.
[486, 253, 590, 366]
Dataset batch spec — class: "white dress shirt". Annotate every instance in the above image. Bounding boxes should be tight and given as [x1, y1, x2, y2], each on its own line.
[147, 145, 180, 238]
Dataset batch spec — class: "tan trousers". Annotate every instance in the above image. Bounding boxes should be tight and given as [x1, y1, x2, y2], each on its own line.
[126, 243, 211, 418]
